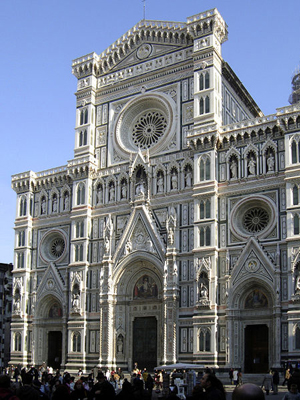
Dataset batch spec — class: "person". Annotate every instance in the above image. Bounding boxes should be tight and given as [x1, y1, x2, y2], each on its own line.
[89, 372, 115, 399]
[272, 369, 279, 395]
[233, 369, 238, 386]
[16, 373, 40, 400]
[232, 383, 264, 400]
[282, 384, 300, 400]
[229, 369, 234, 385]
[70, 380, 87, 400]
[115, 379, 132, 400]
[284, 369, 292, 386]
[261, 372, 272, 395]
[0, 375, 20, 400]
[200, 372, 225, 400]
[145, 374, 154, 397]
[288, 368, 300, 392]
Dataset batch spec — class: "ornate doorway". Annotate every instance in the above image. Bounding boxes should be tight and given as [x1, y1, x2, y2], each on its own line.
[48, 331, 62, 369]
[244, 324, 268, 373]
[132, 317, 157, 371]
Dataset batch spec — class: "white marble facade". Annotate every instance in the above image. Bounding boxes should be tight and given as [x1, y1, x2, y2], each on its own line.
[10, 8, 300, 373]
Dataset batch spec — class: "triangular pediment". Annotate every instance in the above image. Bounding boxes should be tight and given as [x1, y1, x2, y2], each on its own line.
[36, 262, 65, 301]
[113, 205, 166, 266]
[231, 237, 275, 287]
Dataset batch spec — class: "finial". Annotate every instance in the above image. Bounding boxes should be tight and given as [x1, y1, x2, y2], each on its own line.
[142, 0, 146, 20]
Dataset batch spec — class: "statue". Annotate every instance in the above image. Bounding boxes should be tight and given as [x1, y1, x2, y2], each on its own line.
[199, 283, 208, 298]
[41, 199, 46, 214]
[171, 171, 178, 190]
[248, 157, 256, 175]
[64, 194, 69, 210]
[125, 240, 132, 255]
[157, 175, 164, 193]
[52, 197, 57, 212]
[117, 335, 123, 353]
[72, 293, 80, 309]
[185, 170, 192, 187]
[230, 159, 237, 179]
[109, 185, 115, 202]
[136, 179, 145, 196]
[267, 153, 275, 172]
[121, 182, 127, 199]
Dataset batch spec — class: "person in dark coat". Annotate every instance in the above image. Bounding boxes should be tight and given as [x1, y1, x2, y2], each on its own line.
[272, 369, 279, 395]
[200, 373, 225, 400]
[288, 368, 300, 392]
[0, 375, 20, 400]
[16, 373, 40, 400]
[89, 372, 115, 400]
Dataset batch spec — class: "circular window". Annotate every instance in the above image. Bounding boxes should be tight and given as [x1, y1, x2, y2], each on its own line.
[40, 229, 67, 263]
[230, 196, 275, 240]
[114, 93, 176, 156]
[132, 111, 167, 149]
[242, 207, 270, 233]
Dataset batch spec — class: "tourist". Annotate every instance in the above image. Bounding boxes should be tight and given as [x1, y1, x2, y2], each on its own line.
[200, 372, 226, 400]
[282, 384, 300, 400]
[232, 383, 264, 400]
[0, 375, 20, 400]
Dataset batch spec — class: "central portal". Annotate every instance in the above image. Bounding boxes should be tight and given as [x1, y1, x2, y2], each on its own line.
[48, 331, 62, 370]
[244, 324, 268, 373]
[132, 316, 157, 371]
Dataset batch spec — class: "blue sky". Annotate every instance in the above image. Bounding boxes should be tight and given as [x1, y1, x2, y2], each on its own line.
[1, 0, 300, 263]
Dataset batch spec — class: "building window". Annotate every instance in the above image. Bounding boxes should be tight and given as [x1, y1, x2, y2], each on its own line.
[77, 183, 85, 205]
[17, 253, 25, 269]
[19, 196, 27, 217]
[295, 215, 300, 235]
[199, 226, 211, 246]
[200, 199, 211, 219]
[296, 327, 300, 349]
[75, 244, 84, 262]
[199, 328, 211, 352]
[205, 71, 210, 89]
[200, 157, 211, 181]
[18, 231, 25, 247]
[200, 98, 204, 115]
[79, 130, 87, 147]
[293, 185, 299, 205]
[205, 96, 210, 113]
[80, 109, 88, 125]
[75, 221, 84, 238]
[72, 332, 81, 352]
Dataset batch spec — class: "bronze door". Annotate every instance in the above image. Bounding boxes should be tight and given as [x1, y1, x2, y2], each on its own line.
[244, 324, 268, 373]
[132, 317, 157, 371]
[48, 331, 62, 369]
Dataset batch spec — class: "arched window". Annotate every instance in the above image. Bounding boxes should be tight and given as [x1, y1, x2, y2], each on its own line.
[199, 328, 211, 352]
[205, 96, 210, 113]
[205, 71, 210, 89]
[205, 199, 211, 218]
[295, 215, 300, 235]
[296, 326, 300, 349]
[75, 244, 84, 262]
[75, 221, 84, 238]
[200, 98, 204, 115]
[18, 231, 25, 247]
[200, 199, 211, 219]
[200, 74, 204, 91]
[72, 332, 81, 352]
[199, 226, 211, 247]
[293, 185, 299, 205]
[200, 157, 211, 181]
[19, 196, 27, 217]
[17, 253, 24, 269]
[14, 332, 21, 352]
[292, 141, 297, 163]
[77, 183, 85, 205]
[200, 201, 205, 219]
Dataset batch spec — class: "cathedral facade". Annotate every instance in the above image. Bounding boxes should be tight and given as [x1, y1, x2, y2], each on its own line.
[11, 8, 300, 373]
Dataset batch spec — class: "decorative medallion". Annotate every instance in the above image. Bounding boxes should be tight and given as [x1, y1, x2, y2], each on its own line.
[40, 229, 67, 263]
[242, 207, 269, 233]
[137, 44, 152, 60]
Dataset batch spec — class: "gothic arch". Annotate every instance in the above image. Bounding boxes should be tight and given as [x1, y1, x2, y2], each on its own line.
[36, 294, 63, 319]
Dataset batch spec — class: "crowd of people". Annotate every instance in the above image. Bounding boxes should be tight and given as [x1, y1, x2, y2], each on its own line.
[2, 364, 300, 399]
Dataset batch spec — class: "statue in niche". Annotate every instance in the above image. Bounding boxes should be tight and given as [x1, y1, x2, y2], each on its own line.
[97, 185, 103, 204]
[109, 184, 115, 202]
[171, 170, 178, 190]
[52, 196, 57, 212]
[104, 236, 110, 254]
[248, 156, 256, 175]
[168, 227, 174, 245]
[199, 282, 208, 298]
[267, 153, 275, 172]
[63, 193, 69, 210]
[157, 174, 164, 193]
[121, 182, 127, 199]
[230, 159, 238, 179]
[135, 179, 145, 196]
[41, 198, 46, 214]
[185, 169, 192, 187]
[72, 293, 80, 309]
[117, 334, 124, 353]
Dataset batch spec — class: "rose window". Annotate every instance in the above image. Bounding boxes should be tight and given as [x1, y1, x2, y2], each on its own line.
[132, 111, 167, 149]
[50, 238, 65, 258]
[39, 229, 67, 263]
[242, 207, 270, 233]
